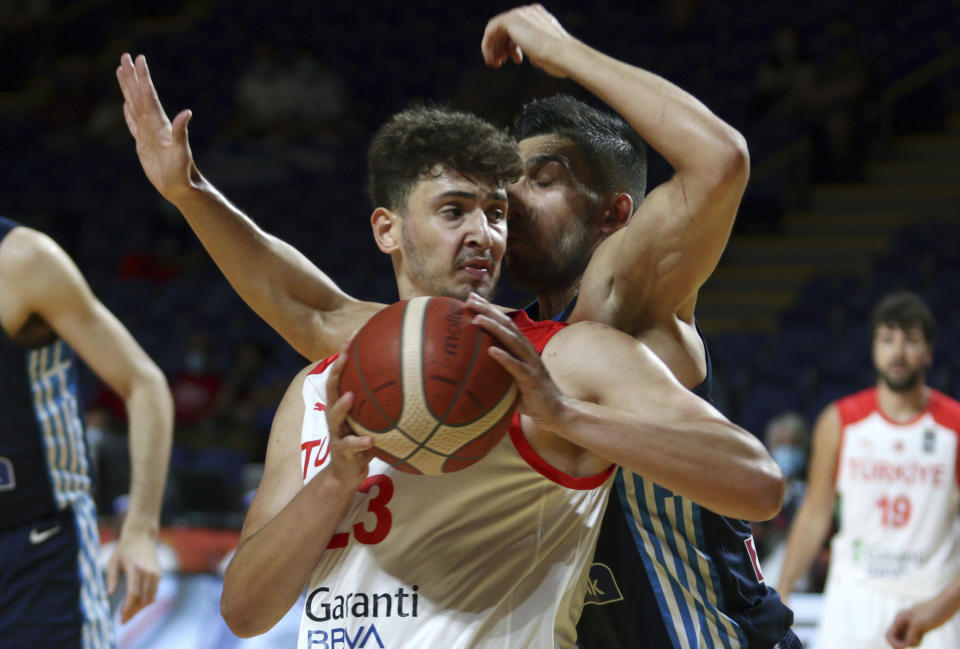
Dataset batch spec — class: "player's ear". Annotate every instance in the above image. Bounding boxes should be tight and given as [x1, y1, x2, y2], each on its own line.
[372, 207, 401, 254]
[598, 192, 632, 235]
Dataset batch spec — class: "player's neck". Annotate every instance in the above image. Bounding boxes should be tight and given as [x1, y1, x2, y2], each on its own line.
[876, 381, 930, 423]
[535, 284, 579, 322]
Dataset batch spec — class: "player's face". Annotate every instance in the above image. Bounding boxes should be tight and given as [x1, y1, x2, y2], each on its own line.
[506, 135, 603, 293]
[872, 323, 931, 392]
[399, 167, 507, 301]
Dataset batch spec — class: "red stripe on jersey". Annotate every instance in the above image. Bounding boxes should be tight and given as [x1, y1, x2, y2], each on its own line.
[836, 387, 877, 427]
[507, 310, 567, 353]
[509, 414, 615, 490]
[504, 311, 614, 489]
[309, 354, 340, 376]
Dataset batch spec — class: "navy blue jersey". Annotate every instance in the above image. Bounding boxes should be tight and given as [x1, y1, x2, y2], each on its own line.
[527, 297, 794, 649]
[0, 217, 114, 648]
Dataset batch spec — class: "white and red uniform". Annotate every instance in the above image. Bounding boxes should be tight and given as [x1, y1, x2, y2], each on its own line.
[297, 313, 614, 649]
[816, 387, 960, 649]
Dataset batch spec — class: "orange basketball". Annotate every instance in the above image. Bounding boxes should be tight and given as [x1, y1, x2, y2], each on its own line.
[338, 296, 518, 475]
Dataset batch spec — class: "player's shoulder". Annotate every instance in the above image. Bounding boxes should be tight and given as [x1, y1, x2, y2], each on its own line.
[833, 387, 876, 427]
[928, 388, 960, 430]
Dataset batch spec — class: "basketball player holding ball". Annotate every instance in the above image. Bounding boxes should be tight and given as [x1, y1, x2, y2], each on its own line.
[117, 4, 790, 646]
[212, 105, 776, 648]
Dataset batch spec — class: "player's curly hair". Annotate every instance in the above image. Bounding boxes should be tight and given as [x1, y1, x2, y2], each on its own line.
[513, 94, 647, 207]
[368, 106, 521, 212]
[870, 291, 936, 344]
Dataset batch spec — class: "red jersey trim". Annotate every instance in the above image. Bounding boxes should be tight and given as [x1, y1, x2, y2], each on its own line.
[928, 389, 960, 430]
[836, 387, 877, 427]
[509, 414, 615, 490]
[505, 310, 615, 488]
[507, 310, 567, 353]
[309, 354, 340, 376]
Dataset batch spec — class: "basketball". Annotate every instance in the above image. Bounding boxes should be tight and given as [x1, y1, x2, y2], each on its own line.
[338, 295, 518, 475]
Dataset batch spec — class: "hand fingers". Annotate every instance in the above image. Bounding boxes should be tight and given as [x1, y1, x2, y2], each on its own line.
[339, 434, 374, 453]
[886, 617, 909, 648]
[106, 554, 119, 595]
[480, 18, 516, 68]
[134, 54, 171, 124]
[466, 294, 537, 363]
[905, 623, 923, 647]
[120, 567, 159, 623]
[486, 344, 528, 381]
[171, 109, 192, 146]
[121, 567, 141, 622]
[116, 55, 137, 109]
[122, 101, 138, 138]
[138, 564, 159, 605]
[327, 352, 347, 405]
[327, 391, 355, 439]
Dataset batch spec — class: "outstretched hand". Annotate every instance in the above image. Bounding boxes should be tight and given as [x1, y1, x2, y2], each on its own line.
[481, 4, 576, 78]
[116, 53, 198, 203]
[323, 352, 375, 490]
[465, 292, 567, 430]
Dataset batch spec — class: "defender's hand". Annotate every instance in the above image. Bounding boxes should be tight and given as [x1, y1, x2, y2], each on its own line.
[481, 4, 577, 78]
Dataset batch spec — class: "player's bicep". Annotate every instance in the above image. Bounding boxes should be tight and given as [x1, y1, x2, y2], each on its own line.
[587, 175, 738, 324]
[239, 365, 312, 543]
[551, 322, 701, 418]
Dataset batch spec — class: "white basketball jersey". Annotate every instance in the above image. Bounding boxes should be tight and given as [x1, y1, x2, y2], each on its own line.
[829, 387, 960, 596]
[297, 320, 613, 649]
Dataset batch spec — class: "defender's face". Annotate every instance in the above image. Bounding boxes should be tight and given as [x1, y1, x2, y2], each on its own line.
[399, 167, 507, 301]
[507, 135, 602, 293]
[872, 323, 931, 392]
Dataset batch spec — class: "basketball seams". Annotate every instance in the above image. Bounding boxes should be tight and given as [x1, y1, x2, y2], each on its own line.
[412, 301, 486, 455]
[346, 334, 400, 435]
[342, 296, 517, 474]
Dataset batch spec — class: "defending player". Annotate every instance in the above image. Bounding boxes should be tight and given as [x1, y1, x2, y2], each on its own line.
[219, 107, 776, 648]
[778, 292, 960, 649]
[482, 8, 797, 648]
[0, 217, 174, 647]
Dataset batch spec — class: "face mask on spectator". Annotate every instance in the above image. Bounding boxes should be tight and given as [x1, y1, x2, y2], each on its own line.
[772, 445, 807, 480]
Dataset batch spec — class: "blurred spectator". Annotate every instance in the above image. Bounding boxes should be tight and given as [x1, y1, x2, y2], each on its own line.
[234, 43, 348, 139]
[752, 410, 829, 592]
[211, 340, 286, 460]
[750, 25, 815, 122]
[171, 333, 223, 431]
[765, 410, 809, 481]
[807, 15, 872, 182]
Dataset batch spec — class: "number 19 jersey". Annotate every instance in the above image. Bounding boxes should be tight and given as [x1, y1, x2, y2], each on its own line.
[831, 387, 960, 595]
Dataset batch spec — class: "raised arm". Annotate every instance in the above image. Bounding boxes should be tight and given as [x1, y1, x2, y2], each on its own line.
[467, 294, 783, 521]
[116, 53, 382, 360]
[776, 404, 841, 601]
[0, 226, 174, 623]
[482, 5, 749, 327]
[221, 357, 373, 637]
